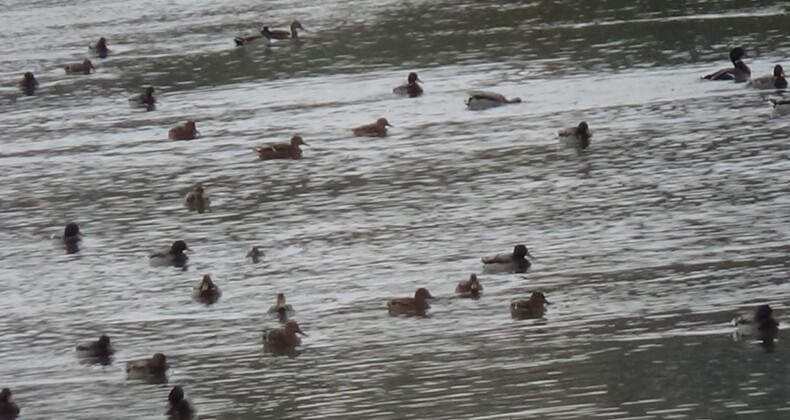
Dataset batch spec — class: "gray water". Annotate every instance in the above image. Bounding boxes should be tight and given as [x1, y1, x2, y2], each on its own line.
[2, 0, 790, 418]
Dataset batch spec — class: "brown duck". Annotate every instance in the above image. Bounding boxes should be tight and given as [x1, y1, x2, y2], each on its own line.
[263, 321, 307, 347]
[265, 21, 306, 39]
[353, 118, 392, 137]
[64, 59, 95, 75]
[387, 287, 434, 316]
[510, 292, 551, 320]
[393, 72, 423, 97]
[255, 135, 307, 160]
[455, 274, 483, 299]
[169, 120, 199, 141]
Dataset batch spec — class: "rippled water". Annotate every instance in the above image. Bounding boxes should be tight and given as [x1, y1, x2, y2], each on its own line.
[2, 0, 790, 418]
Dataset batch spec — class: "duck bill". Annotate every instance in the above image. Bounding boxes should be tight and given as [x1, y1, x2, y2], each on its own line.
[525, 250, 535, 259]
[297, 330, 308, 336]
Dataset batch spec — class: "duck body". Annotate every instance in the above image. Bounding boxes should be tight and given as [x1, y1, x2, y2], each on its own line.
[263, 321, 306, 348]
[455, 274, 483, 299]
[0, 388, 20, 420]
[733, 304, 779, 342]
[149, 240, 189, 267]
[352, 118, 391, 137]
[169, 121, 199, 141]
[126, 353, 169, 380]
[20, 72, 38, 96]
[511, 292, 551, 319]
[193, 275, 221, 304]
[748, 64, 787, 90]
[234, 29, 268, 46]
[465, 91, 521, 110]
[64, 59, 94, 75]
[256, 135, 306, 160]
[166, 386, 196, 420]
[387, 287, 433, 316]
[76, 334, 115, 358]
[482, 244, 533, 274]
[267, 21, 305, 39]
[703, 47, 751, 83]
[393, 72, 423, 97]
[770, 98, 790, 115]
[129, 86, 156, 111]
[558, 121, 592, 149]
[61, 222, 82, 254]
[184, 184, 210, 213]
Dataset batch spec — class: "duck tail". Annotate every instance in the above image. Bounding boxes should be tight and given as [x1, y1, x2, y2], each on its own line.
[234, 37, 244, 46]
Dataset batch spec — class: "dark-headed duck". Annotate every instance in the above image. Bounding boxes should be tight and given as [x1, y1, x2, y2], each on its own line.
[482, 244, 533, 273]
[149, 240, 189, 267]
[193, 274, 221, 304]
[19, 72, 38, 96]
[166, 386, 196, 420]
[255, 135, 307, 160]
[703, 47, 751, 83]
[352, 118, 392, 137]
[748, 64, 787, 90]
[184, 183, 210, 213]
[64, 59, 94, 75]
[89, 37, 109, 58]
[511, 292, 551, 319]
[169, 120, 199, 141]
[0, 388, 20, 420]
[455, 274, 483, 299]
[558, 121, 592, 149]
[129, 86, 156, 111]
[734, 304, 779, 343]
[76, 334, 115, 358]
[393, 72, 423, 97]
[387, 287, 433, 316]
[465, 91, 521, 110]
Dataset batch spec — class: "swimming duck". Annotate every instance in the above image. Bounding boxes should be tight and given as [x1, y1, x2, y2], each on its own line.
[266, 21, 306, 39]
[263, 321, 307, 347]
[255, 135, 307, 160]
[19, 72, 38, 96]
[481, 244, 533, 274]
[267, 293, 295, 315]
[387, 287, 434, 316]
[510, 292, 551, 319]
[166, 386, 196, 420]
[126, 353, 169, 378]
[733, 304, 779, 342]
[129, 86, 156, 111]
[193, 275, 221, 304]
[393, 72, 423, 97]
[184, 183, 210, 213]
[61, 222, 82, 254]
[352, 118, 392, 137]
[558, 121, 592, 149]
[246, 246, 263, 263]
[149, 240, 190, 267]
[76, 334, 115, 358]
[748, 64, 787, 90]
[455, 274, 483, 299]
[703, 47, 751, 83]
[0, 388, 20, 420]
[89, 37, 109, 58]
[465, 91, 522, 110]
[168, 120, 199, 141]
[64, 59, 94, 75]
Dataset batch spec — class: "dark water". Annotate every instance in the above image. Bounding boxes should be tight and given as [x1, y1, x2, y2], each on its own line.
[1, 0, 789, 418]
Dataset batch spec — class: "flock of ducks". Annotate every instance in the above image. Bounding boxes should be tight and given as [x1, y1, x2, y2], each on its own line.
[6, 26, 788, 419]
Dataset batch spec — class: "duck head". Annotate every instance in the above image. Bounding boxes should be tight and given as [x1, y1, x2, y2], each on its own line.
[407, 72, 422, 84]
[171, 240, 189, 255]
[577, 121, 591, 136]
[65, 222, 80, 238]
[185, 120, 199, 136]
[414, 287, 434, 300]
[729, 47, 746, 63]
[247, 246, 262, 258]
[193, 183, 205, 196]
[469, 276, 481, 298]
[469, 273, 479, 285]
[0, 388, 11, 402]
[199, 274, 215, 291]
[145, 86, 155, 97]
[97, 37, 107, 47]
[83, 59, 95, 69]
[530, 291, 551, 305]
[168, 386, 185, 404]
[285, 321, 307, 336]
[24, 71, 37, 83]
[276, 293, 287, 305]
[755, 304, 776, 323]
[773, 64, 784, 77]
[291, 21, 305, 31]
[513, 244, 534, 260]
[98, 334, 113, 351]
[291, 135, 308, 146]
[376, 117, 392, 128]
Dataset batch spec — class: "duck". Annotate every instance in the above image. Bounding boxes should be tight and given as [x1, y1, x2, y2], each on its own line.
[393, 72, 423, 97]
[246, 246, 263, 263]
[0, 388, 20, 420]
[165, 386, 196, 420]
[558, 121, 592, 149]
[703, 47, 751, 83]
[266, 21, 306, 39]
[62, 222, 82, 254]
[126, 353, 169, 378]
[465, 91, 522, 110]
[455, 274, 483, 299]
[89, 37, 109, 58]
[184, 183, 210, 213]
[255, 135, 307, 160]
[352, 118, 392, 137]
[748, 64, 787, 90]
[263, 321, 307, 347]
[193, 275, 221, 304]
[267, 293, 295, 315]
[168, 120, 199, 141]
[129, 86, 156, 111]
[64, 59, 94, 75]
[19, 72, 38, 96]
[733, 304, 779, 342]
[481, 244, 533, 274]
[510, 292, 551, 319]
[75, 334, 115, 358]
[149, 240, 190, 267]
[387, 287, 434, 316]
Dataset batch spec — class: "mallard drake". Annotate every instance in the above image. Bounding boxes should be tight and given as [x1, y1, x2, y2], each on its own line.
[166, 386, 196, 420]
[703, 47, 751, 83]
[748, 64, 787, 90]
[255, 135, 307, 160]
[266, 21, 305, 39]
[733, 304, 779, 341]
[511, 292, 551, 319]
[246, 246, 263, 263]
[129, 86, 156, 111]
[481, 244, 533, 273]
[89, 37, 109, 58]
[76, 334, 115, 358]
[126, 353, 169, 378]
[184, 183, 210, 213]
[465, 91, 522, 110]
[149, 240, 189, 267]
[0, 388, 20, 419]
[193, 275, 221, 304]
[19, 72, 38, 96]
[267, 293, 295, 315]
[387, 287, 434, 316]
[393, 72, 423, 97]
[455, 274, 483, 299]
[64, 59, 94, 75]
[168, 120, 199, 141]
[263, 321, 307, 347]
[558, 121, 592, 149]
[352, 118, 392, 137]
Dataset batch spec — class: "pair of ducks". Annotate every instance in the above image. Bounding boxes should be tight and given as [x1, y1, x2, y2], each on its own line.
[234, 21, 305, 46]
[391, 71, 523, 110]
[704, 47, 788, 89]
[61, 37, 108, 75]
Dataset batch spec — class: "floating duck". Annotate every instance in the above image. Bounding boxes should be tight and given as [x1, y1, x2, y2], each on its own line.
[387, 287, 433, 316]
[149, 240, 190, 267]
[89, 37, 109, 58]
[748, 64, 787, 90]
[393, 72, 423, 97]
[193, 275, 221, 304]
[0, 388, 20, 419]
[263, 321, 306, 348]
[352, 118, 392, 137]
[703, 47, 751, 83]
[64, 59, 94, 75]
[511, 292, 551, 319]
[166, 386, 196, 420]
[129, 86, 156, 111]
[168, 120, 199, 141]
[246, 246, 263, 263]
[465, 91, 522, 110]
[76, 334, 115, 358]
[19, 72, 38, 96]
[733, 304, 779, 342]
[481, 244, 533, 274]
[455, 274, 483, 299]
[126, 353, 169, 379]
[184, 183, 210, 213]
[255, 135, 307, 160]
[266, 21, 306, 39]
[267, 293, 295, 315]
[558, 121, 592, 149]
